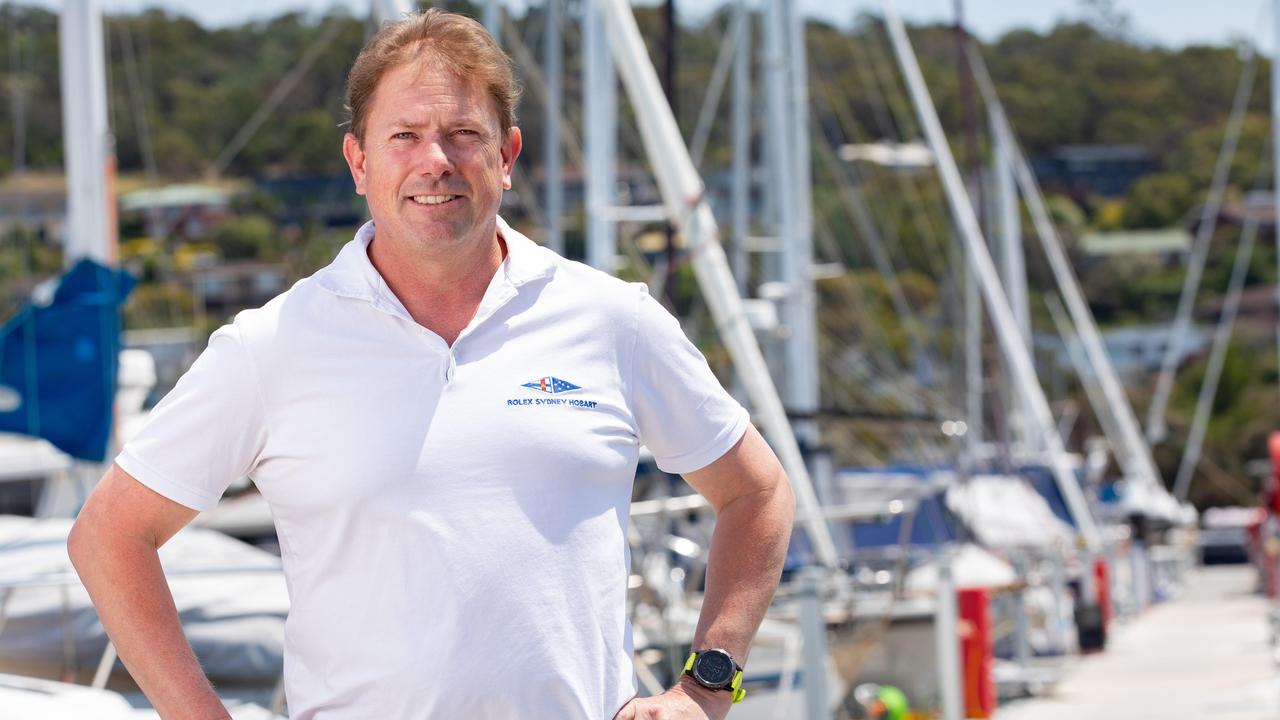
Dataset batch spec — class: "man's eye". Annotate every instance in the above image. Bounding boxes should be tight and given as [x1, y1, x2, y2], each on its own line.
[455, 129, 478, 136]
[393, 132, 416, 140]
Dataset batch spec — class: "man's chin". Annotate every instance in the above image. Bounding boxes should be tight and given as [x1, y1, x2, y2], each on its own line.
[405, 221, 493, 250]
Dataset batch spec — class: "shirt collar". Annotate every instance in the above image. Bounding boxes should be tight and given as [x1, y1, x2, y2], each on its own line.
[316, 216, 557, 309]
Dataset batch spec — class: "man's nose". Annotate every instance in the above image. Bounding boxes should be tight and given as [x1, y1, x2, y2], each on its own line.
[415, 139, 454, 177]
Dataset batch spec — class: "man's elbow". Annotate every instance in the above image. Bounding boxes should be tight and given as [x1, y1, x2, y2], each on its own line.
[68, 495, 119, 576]
[67, 512, 100, 575]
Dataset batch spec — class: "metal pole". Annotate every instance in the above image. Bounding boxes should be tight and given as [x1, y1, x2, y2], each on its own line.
[992, 115, 1032, 449]
[584, 0, 617, 270]
[594, 0, 840, 567]
[1049, 554, 1069, 652]
[762, 0, 794, 391]
[934, 551, 963, 720]
[59, 0, 113, 265]
[797, 567, 830, 720]
[483, 0, 500, 41]
[91, 641, 117, 689]
[882, 1, 1100, 550]
[661, 0, 678, 293]
[965, 244, 984, 452]
[783, 0, 819, 446]
[1131, 540, 1150, 610]
[543, 0, 564, 254]
[1012, 555, 1031, 677]
[729, 0, 750, 295]
[955, 0, 985, 456]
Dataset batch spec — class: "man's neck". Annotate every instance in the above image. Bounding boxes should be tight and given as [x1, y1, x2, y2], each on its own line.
[367, 229, 506, 347]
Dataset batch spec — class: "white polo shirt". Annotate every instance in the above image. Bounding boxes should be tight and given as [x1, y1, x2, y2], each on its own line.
[116, 218, 750, 720]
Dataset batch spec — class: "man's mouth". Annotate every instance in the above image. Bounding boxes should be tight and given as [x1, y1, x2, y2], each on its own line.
[409, 194, 460, 206]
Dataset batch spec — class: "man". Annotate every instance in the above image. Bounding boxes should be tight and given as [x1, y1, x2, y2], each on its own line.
[69, 9, 794, 720]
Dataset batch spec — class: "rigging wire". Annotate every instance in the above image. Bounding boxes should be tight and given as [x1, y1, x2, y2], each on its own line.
[1172, 143, 1271, 501]
[1145, 43, 1259, 444]
[809, 29, 963, 389]
[811, 23, 961, 375]
[687, 3, 747, 169]
[811, 88, 928, 359]
[206, 15, 345, 179]
[500, 8, 585, 174]
[816, 37, 948, 283]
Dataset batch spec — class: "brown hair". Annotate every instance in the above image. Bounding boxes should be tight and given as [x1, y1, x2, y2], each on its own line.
[344, 8, 522, 142]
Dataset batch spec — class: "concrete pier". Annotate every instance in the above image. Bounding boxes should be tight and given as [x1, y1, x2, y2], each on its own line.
[1001, 565, 1279, 720]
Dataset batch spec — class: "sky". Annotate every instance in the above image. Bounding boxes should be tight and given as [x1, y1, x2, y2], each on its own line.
[9, 0, 1277, 52]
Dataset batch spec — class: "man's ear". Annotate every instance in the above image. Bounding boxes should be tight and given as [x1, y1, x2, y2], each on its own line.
[500, 127, 522, 191]
[342, 132, 367, 196]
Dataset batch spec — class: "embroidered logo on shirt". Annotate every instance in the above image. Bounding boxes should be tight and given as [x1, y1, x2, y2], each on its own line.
[508, 376, 597, 408]
[521, 376, 581, 394]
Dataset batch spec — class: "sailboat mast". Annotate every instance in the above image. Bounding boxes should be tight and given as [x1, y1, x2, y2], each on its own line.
[583, 0, 617, 271]
[954, 0, 984, 454]
[59, 0, 114, 265]
[784, 0, 819, 447]
[593, 0, 840, 568]
[880, 0, 1101, 550]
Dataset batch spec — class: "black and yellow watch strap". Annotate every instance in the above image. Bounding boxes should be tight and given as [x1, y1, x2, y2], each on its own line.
[683, 651, 746, 704]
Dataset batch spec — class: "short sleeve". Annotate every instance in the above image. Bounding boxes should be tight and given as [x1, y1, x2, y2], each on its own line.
[115, 323, 267, 512]
[630, 286, 750, 474]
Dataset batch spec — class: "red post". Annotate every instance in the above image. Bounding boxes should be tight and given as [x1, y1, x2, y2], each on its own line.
[1266, 433, 1280, 597]
[1094, 557, 1112, 627]
[1269, 432, 1280, 516]
[958, 587, 995, 718]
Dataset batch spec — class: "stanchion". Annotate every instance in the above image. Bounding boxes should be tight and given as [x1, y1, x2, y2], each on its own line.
[797, 566, 830, 720]
[934, 551, 963, 720]
[1012, 556, 1032, 681]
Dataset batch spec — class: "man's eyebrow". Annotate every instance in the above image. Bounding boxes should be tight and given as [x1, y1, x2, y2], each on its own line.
[389, 115, 494, 131]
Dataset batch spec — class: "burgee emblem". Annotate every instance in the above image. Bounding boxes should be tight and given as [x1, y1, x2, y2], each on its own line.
[522, 376, 581, 394]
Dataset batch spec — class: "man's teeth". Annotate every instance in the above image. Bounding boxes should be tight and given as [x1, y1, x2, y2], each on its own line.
[411, 195, 457, 205]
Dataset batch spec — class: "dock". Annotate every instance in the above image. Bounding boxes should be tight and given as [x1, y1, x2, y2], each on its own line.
[1001, 565, 1279, 720]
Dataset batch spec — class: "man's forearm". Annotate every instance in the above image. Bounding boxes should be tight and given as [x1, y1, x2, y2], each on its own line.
[691, 478, 795, 662]
[68, 526, 230, 720]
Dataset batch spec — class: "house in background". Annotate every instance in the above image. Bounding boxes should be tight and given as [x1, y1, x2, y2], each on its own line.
[119, 184, 234, 240]
[1031, 144, 1155, 199]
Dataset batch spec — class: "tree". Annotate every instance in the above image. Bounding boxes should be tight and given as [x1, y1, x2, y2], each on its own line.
[1121, 172, 1193, 228]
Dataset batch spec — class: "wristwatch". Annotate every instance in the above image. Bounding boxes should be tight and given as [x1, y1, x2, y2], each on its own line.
[682, 648, 746, 704]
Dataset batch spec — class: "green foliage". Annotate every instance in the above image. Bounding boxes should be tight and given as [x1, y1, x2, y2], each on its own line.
[1121, 172, 1193, 228]
[211, 214, 279, 261]
[123, 282, 194, 329]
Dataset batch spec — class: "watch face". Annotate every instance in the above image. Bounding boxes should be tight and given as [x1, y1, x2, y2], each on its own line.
[693, 650, 735, 687]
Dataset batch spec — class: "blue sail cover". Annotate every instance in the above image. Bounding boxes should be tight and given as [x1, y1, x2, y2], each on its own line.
[0, 259, 136, 461]
[785, 465, 962, 569]
[1017, 464, 1078, 528]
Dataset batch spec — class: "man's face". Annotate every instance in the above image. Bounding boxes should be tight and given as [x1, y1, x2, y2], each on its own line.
[342, 55, 521, 257]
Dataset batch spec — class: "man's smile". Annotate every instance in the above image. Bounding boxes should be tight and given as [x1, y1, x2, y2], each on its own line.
[409, 194, 461, 206]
